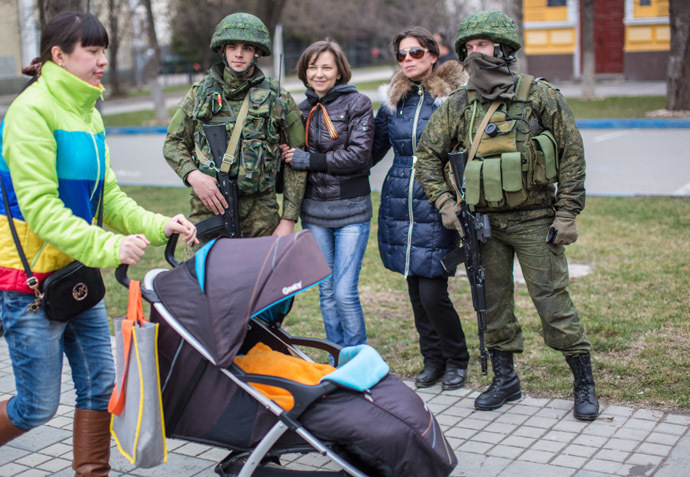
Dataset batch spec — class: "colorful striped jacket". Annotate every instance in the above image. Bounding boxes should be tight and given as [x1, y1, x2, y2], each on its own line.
[0, 61, 168, 294]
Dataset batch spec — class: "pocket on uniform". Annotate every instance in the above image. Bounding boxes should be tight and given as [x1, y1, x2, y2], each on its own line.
[238, 139, 263, 193]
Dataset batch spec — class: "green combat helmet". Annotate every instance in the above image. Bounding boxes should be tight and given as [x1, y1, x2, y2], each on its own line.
[455, 11, 521, 60]
[210, 12, 271, 56]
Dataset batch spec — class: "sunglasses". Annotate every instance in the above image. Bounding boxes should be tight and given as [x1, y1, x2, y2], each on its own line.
[396, 47, 429, 62]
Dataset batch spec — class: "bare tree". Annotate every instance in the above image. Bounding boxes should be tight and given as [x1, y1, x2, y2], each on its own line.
[37, 0, 89, 28]
[107, 0, 130, 97]
[666, 0, 690, 111]
[140, 0, 167, 122]
[581, 0, 596, 99]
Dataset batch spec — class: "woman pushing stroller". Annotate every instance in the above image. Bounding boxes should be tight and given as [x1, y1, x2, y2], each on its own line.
[0, 11, 196, 474]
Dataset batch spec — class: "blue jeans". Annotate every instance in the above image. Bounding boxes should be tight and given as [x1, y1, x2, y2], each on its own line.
[304, 222, 369, 347]
[0, 291, 115, 430]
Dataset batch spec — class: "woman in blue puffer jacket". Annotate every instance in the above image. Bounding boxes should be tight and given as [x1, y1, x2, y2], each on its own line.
[372, 27, 469, 390]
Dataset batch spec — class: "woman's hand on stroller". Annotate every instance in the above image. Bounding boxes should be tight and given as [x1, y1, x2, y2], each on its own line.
[164, 214, 198, 245]
[119, 234, 150, 265]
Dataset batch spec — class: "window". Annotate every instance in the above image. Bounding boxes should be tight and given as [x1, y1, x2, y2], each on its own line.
[547, 0, 567, 6]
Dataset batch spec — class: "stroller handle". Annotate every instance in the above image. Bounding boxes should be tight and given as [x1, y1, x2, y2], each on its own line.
[115, 264, 130, 287]
[165, 233, 180, 268]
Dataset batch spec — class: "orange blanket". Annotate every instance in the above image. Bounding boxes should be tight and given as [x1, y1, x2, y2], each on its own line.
[233, 343, 336, 411]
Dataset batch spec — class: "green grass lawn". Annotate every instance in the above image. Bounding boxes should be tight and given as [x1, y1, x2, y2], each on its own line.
[103, 188, 690, 412]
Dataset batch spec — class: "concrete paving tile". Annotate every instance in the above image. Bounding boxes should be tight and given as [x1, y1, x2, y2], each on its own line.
[625, 453, 664, 467]
[428, 402, 450, 414]
[46, 416, 72, 429]
[196, 447, 229, 462]
[469, 410, 501, 421]
[572, 470, 619, 477]
[593, 448, 629, 463]
[436, 414, 464, 427]
[582, 422, 620, 438]
[14, 469, 50, 476]
[547, 398, 574, 410]
[430, 394, 462, 406]
[543, 430, 577, 443]
[654, 422, 687, 436]
[553, 419, 590, 433]
[636, 442, 673, 456]
[663, 414, 690, 426]
[446, 436, 465, 449]
[35, 457, 71, 473]
[523, 415, 559, 428]
[0, 445, 30, 466]
[494, 412, 530, 425]
[450, 453, 511, 476]
[521, 397, 550, 407]
[551, 454, 588, 469]
[562, 444, 599, 458]
[632, 409, 664, 421]
[8, 426, 72, 453]
[502, 435, 536, 449]
[612, 427, 650, 441]
[0, 463, 30, 477]
[472, 431, 506, 445]
[644, 431, 681, 446]
[602, 438, 637, 452]
[459, 440, 493, 454]
[621, 419, 657, 432]
[573, 434, 608, 447]
[458, 417, 491, 430]
[600, 406, 634, 418]
[535, 407, 569, 419]
[174, 442, 213, 457]
[583, 459, 626, 475]
[445, 426, 478, 440]
[498, 460, 576, 477]
[484, 422, 518, 434]
[531, 438, 567, 453]
[443, 405, 475, 418]
[509, 404, 540, 416]
[513, 426, 547, 439]
[488, 445, 524, 459]
[15, 454, 52, 467]
[519, 449, 554, 464]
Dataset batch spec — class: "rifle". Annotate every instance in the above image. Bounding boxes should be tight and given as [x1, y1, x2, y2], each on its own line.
[441, 150, 492, 375]
[194, 123, 241, 239]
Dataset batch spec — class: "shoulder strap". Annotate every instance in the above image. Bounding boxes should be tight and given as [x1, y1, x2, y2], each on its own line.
[514, 74, 535, 102]
[219, 92, 251, 174]
[467, 99, 501, 163]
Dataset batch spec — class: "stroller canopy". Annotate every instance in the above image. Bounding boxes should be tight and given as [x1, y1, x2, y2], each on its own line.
[153, 231, 331, 368]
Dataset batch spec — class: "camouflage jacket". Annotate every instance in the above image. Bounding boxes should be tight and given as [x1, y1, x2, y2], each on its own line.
[164, 64, 306, 221]
[415, 80, 586, 217]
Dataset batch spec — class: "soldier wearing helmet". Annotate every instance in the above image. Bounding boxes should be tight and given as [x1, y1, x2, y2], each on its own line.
[415, 11, 599, 421]
[164, 13, 306, 247]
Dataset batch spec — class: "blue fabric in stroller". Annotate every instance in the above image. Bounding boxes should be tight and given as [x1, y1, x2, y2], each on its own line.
[124, 231, 457, 476]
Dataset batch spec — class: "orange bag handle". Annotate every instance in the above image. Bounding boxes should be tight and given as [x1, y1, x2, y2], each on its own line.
[108, 280, 147, 416]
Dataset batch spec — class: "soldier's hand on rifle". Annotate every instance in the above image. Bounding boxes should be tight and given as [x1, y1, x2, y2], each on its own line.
[547, 210, 578, 245]
[435, 192, 464, 237]
[187, 170, 228, 215]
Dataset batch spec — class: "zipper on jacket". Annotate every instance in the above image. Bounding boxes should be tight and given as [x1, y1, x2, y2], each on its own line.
[404, 86, 425, 277]
[89, 133, 102, 202]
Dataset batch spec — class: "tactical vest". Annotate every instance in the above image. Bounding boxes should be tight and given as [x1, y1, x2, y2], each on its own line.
[191, 75, 283, 194]
[462, 75, 559, 210]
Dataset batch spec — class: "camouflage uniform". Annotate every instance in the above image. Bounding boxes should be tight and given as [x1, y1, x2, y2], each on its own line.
[415, 19, 590, 358]
[163, 13, 306, 248]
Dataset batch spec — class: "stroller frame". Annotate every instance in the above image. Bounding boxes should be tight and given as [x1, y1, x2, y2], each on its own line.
[116, 235, 369, 477]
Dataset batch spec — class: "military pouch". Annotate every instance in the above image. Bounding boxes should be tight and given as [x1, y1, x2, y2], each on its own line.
[526, 130, 558, 188]
[482, 158, 503, 204]
[476, 117, 516, 157]
[464, 160, 483, 206]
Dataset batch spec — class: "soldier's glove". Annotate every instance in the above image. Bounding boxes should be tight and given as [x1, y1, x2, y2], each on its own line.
[547, 210, 578, 245]
[290, 148, 310, 170]
[435, 193, 464, 237]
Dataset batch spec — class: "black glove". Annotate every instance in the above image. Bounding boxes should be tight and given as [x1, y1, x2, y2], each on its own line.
[290, 148, 310, 170]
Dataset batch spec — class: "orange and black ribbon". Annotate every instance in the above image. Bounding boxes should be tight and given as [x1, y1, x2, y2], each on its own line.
[305, 103, 339, 147]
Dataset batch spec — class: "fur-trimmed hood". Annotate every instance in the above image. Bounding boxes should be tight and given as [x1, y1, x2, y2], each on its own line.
[384, 60, 467, 112]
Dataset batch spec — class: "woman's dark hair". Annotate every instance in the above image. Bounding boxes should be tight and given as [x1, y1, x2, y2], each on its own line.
[391, 26, 440, 62]
[39, 11, 109, 64]
[296, 40, 352, 88]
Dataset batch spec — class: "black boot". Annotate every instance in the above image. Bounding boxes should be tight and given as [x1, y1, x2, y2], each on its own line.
[415, 366, 444, 388]
[566, 353, 600, 421]
[441, 366, 467, 391]
[474, 350, 521, 411]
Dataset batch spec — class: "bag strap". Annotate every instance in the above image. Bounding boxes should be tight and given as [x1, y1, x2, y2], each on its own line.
[467, 99, 502, 163]
[219, 92, 251, 174]
[108, 280, 147, 416]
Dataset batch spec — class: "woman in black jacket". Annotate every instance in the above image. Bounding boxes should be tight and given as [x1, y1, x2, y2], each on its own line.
[281, 40, 374, 348]
[372, 27, 470, 389]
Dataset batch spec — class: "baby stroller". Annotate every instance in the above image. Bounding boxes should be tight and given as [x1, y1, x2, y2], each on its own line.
[115, 230, 457, 476]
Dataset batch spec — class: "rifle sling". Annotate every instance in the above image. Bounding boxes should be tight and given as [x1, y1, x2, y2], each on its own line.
[220, 92, 250, 174]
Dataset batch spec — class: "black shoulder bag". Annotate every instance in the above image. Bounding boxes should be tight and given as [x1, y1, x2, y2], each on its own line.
[1, 177, 106, 322]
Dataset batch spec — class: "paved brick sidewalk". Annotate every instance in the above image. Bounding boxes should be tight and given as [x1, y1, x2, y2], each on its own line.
[1, 338, 688, 476]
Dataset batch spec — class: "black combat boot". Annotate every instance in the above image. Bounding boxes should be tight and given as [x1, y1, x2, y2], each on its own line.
[474, 350, 522, 411]
[566, 353, 600, 421]
[441, 366, 467, 391]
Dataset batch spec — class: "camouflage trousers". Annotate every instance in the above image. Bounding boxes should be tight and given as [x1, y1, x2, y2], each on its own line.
[183, 189, 281, 260]
[480, 215, 591, 357]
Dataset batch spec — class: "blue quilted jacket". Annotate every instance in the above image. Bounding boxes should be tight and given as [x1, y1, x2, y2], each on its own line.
[372, 62, 466, 278]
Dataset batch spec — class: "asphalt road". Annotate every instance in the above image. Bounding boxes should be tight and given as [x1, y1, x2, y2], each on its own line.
[107, 128, 690, 196]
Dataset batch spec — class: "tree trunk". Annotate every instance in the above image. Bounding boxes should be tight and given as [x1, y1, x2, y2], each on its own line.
[255, 0, 288, 43]
[666, 0, 690, 110]
[581, 0, 596, 99]
[505, 0, 528, 74]
[141, 0, 167, 123]
[107, 0, 125, 97]
[37, 0, 88, 28]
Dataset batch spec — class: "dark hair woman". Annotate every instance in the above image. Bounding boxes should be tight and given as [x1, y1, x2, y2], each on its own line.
[281, 40, 374, 348]
[372, 27, 470, 390]
[0, 11, 196, 473]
